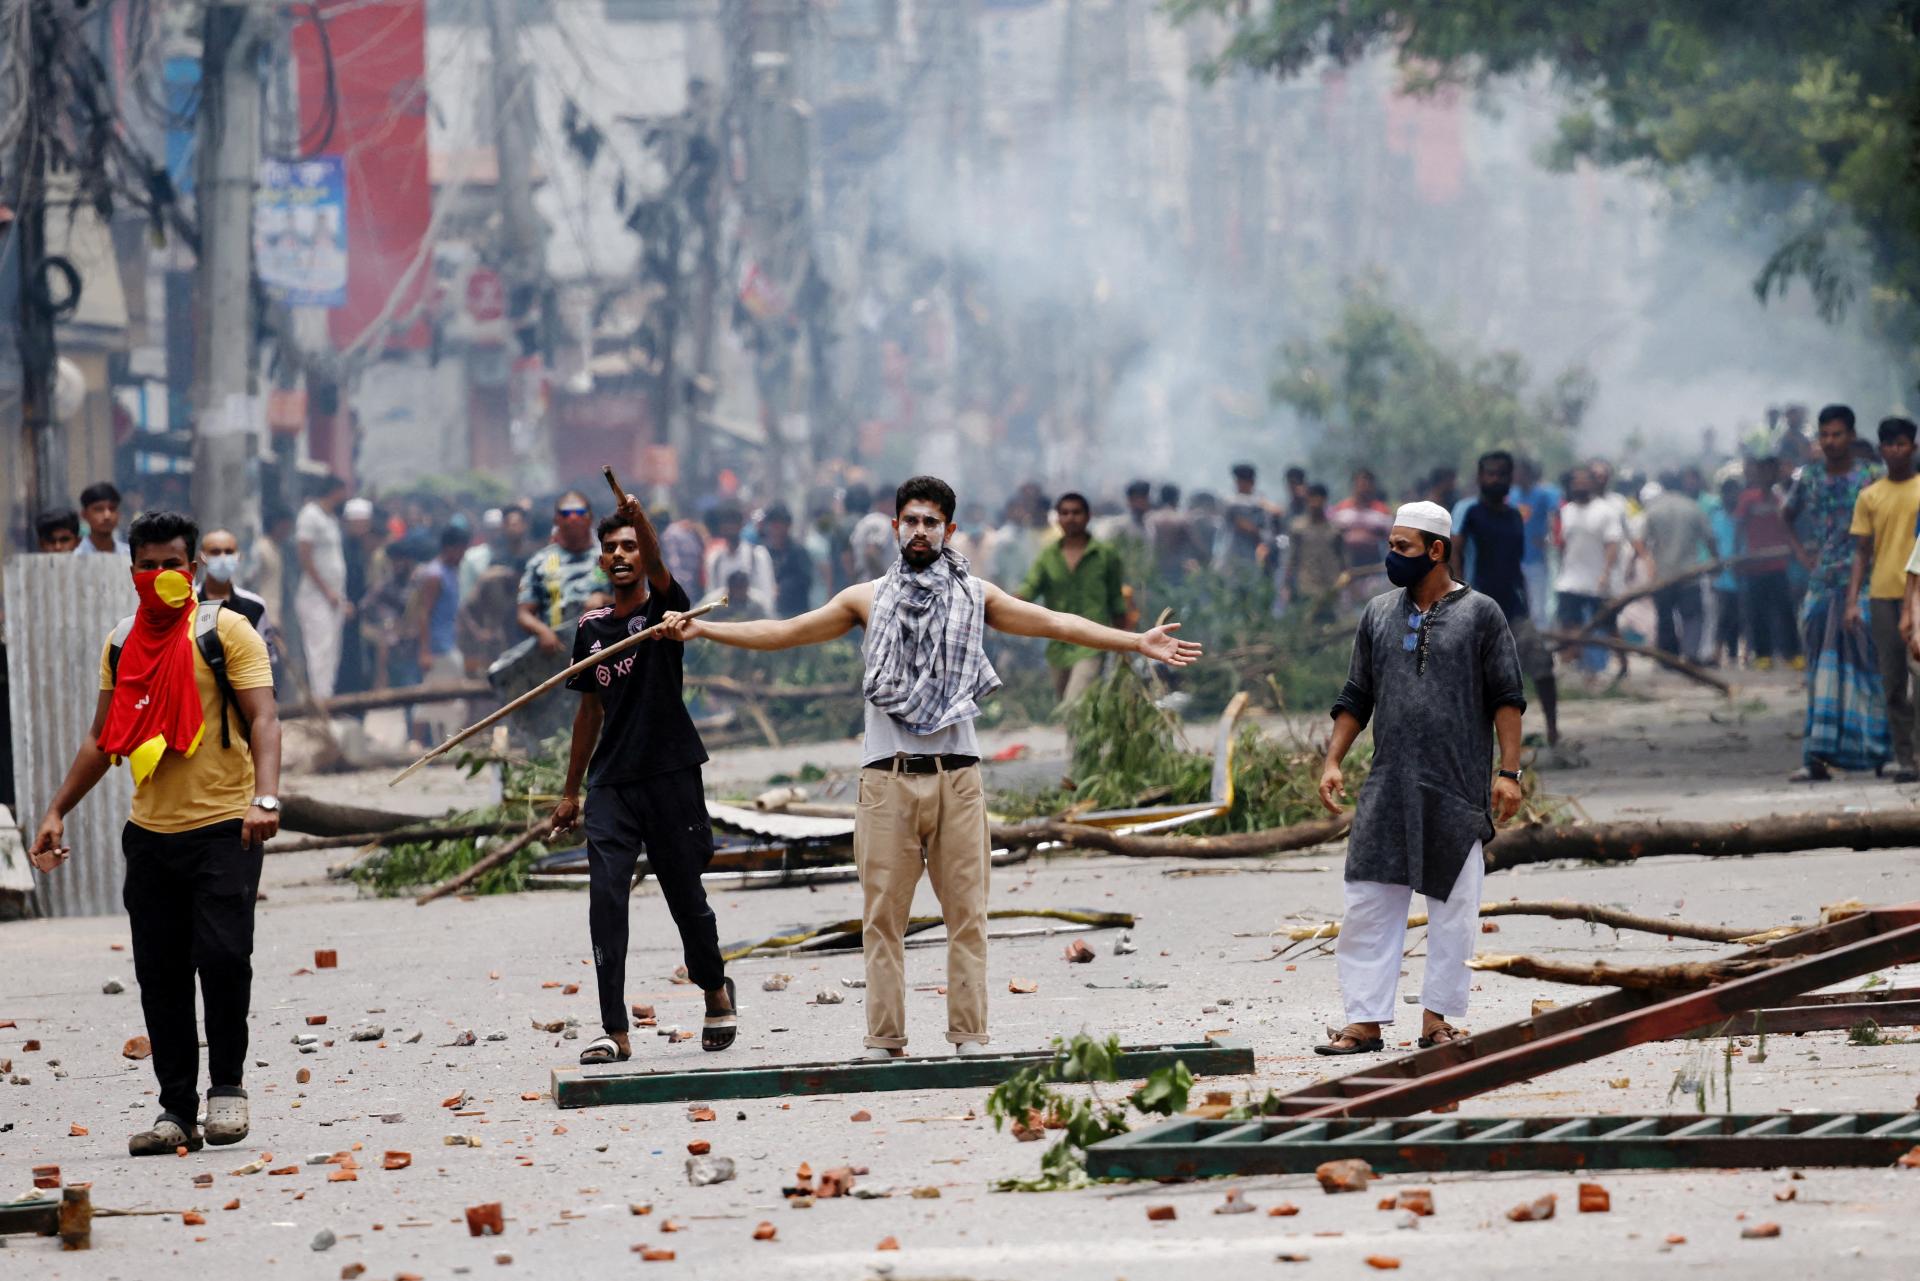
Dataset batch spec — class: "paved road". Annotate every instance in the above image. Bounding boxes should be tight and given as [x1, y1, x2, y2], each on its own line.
[2, 668, 1916, 1279]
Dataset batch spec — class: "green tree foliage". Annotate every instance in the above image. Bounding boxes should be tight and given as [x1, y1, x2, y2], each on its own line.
[1270, 280, 1590, 480]
[1175, 1, 1920, 337]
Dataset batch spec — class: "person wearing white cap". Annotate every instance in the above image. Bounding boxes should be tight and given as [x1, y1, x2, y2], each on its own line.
[1313, 499, 1528, 1055]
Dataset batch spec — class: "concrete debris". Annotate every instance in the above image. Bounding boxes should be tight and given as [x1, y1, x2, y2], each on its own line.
[485, 1030, 509, 1041]
[1213, 1188, 1254, 1215]
[292, 1033, 320, 1047]
[101, 977, 124, 994]
[530, 1018, 565, 1034]
[1315, 1159, 1373, 1194]
[349, 1025, 384, 1042]
[812, 991, 844, 1005]
[1507, 1193, 1557, 1222]
[311, 1228, 337, 1252]
[1114, 930, 1137, 955]
[762, 974, 792, 992]
[451, 1030, 477, 1047]
[1008, 978, 1038, 994]
[1394, 1188, 1434, 1216]
[840, 977, 867, 988]
[686, 1155, 736, 1186]
[1063, 939, 1095, 963]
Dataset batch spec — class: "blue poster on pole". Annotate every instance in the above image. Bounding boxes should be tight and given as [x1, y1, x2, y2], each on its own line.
[255, 157, 349, 308]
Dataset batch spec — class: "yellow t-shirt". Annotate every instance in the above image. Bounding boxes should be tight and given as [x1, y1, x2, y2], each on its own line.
[99, 607, 275, 834]
[1849, 475, 1920, 600]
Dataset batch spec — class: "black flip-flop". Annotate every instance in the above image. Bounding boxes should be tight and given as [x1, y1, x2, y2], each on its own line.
[578, 1035, 630, 1065]
[1418, 1023, 1467, 1049]
[1313, 1025, 1384, 1056]
[702, 977, 738, 1053]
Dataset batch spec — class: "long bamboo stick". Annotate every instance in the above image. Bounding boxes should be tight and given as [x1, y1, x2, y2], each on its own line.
[386, 595, 727, 785]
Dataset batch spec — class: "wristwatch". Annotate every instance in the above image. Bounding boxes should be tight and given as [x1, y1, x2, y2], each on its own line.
[1496, 769, 1523, 783]
[252, 796, 281, 812]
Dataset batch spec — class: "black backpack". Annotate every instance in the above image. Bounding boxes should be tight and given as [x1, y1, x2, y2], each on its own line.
[107, 600, 251, 749]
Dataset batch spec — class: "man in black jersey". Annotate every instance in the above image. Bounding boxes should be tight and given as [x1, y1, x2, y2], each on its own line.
[1454, 451, 1560, 749]
[549, 497, 736, 1062]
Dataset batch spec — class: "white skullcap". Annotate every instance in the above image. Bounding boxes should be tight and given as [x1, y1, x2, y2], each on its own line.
[342, 497, 374, 519]
[1393, 500, 1452, 539]
[482, 507, 504, 529]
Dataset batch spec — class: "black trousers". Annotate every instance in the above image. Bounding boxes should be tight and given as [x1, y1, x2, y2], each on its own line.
[1713, 588, 1743, 662]
[583, 767, 725, 1035]
[1652, 581, 1704, 657]
[1741, 570, 1800, 661]
[122, 819, 262, 1121]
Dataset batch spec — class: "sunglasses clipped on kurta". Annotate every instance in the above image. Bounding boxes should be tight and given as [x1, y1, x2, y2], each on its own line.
[1403, 610, 1425, 652]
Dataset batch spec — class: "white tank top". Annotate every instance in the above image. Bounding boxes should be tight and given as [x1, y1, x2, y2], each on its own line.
[859, 609, 981, 765]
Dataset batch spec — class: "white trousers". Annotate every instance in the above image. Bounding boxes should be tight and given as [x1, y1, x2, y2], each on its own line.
[1337, 841, 1484, 1025]
[294, 589, 343, 702]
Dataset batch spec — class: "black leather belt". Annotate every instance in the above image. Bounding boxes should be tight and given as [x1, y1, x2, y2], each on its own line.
[864, 753, 979, 775]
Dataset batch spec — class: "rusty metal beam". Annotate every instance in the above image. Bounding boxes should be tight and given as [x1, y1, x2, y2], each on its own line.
[1271, 904, 1920, 1120]
[1678, 986, 1920, 1038]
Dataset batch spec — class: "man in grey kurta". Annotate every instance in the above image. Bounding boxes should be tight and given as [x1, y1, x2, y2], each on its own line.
[1316, 501, 1527, 1055]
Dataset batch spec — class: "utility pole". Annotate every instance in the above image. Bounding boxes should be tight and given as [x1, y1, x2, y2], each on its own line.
[191, 5, 265, 541]
[486, 0, 550, 483]
[5, 1, 63, 532]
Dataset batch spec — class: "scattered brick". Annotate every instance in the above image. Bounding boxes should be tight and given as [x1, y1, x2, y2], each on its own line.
[635, 1248, 674, 1262]
[1578, 1183, 1611, 1213]
[1773, 1186, 1797, 1202]
[223, 1198, 240, 1210]
[1742, 1223, 1781, 1239]
[1315, 1159, 1373, 1194]
[1145, 1205, 1176, 1221]
[753, 1222, 777, 1241]
[1008, 978, 1038, 994]
[629, 1203, 653, 1216]
[1365, 1258, 1402, 1271]
[1376, 1197, 1397, 1211]
[876, 1236, 900, 1251]
[340, 1266, 366, 1280]
[688, 1107, 716, 1122]
[660, 1219, 685, 1233]
[562, 984, 579, 995]
[382, 1152, 411, 1171]
[687, 1140, 711, 1156]
[1897, 1146, 1920, 1169]
[1395, 1188, 1434, 1217]
[818, 1167, 856, 1199]
[1507, 1193, 1557, 1222]
[1666, 1234, 1687, 1245]
[466, 1203, 505, 1237]
[313, 950, 337, 968]
[1269, 1203, 1300, 1217]
[268, 1166, 299, 1176]
[328, 1169, 356, 1183]
[22, 1039, 41, 1052]
[850, 1110, 872, 1122]
[69, 1122, 88, 1137]
[631, 1004, 656, 1020]
[1063, 939, 1095, 963]
[297, 1068, 312, 1085]
[181, 1212, 206, 1226]
[122, 1035, 152, 1060]
[31, 1165, 59, 1189]
[305, 1015, 328, 1026]
[1480, 921, 1500, 933]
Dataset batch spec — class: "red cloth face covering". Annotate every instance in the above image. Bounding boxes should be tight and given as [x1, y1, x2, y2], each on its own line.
[98, 568, 205, 785]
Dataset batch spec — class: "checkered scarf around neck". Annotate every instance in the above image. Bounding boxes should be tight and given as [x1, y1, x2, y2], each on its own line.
[864, 545, 1001, 735]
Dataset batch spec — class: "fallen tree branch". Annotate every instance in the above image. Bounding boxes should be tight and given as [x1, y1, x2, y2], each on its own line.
[266, 821, 522, 856]
[1540, 629, 1733, 693]
[723, 908, 1135, 961]
[1574, 547, 1791, 638]
[278, 681, 493, 720]
[1484, 808, 1920, 871]
[1466, 953, 1783, 990]
[989, 814, 1352, 859]
[414, 818, 553, 905]
[281, 794, 432, 837]
[1270, 899, 1795, 950]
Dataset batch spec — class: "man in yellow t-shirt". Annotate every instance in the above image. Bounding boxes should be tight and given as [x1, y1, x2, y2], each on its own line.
[28, 512, 281, 1157]
[1847, 416, 1920, 781]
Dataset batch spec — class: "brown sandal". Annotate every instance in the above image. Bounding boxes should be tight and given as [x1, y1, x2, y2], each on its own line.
[1313, 1024, 1385, 1056]
[1418, 1022, 1466, 1048]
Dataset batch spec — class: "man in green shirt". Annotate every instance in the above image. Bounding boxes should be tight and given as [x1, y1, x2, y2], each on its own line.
[1019, 492, 1128, 706]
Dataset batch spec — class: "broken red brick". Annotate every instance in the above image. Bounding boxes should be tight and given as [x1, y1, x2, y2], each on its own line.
[313, 950, 338, 969]
[1742, 1222, 1781, 1239]
[69, 1122, 88, 1137]
[181, 1211, 206, 1226]
[297, 1068, 312, 1085]
[818, 1167, 857, 1199]
[1268, 1203, 1300, 1217]
[687, 1140, 711, 1156]
[1578, 1183, 1611, 1213]
[1395, 1188, 1434, 1216]
[562, 984, 579, 995]
[122, 1035, 152, 1060]
[660, 1219, 685, 1233]
[1430, 1100, 1460, 1114]
[1480, 921, 1500, 933]
[635, 1247, 674, 1262]
[1507, 1193, 1557, 1222]
[31, 1165, 59, 1189]
[222, 1198, 240, 1211]
[850, 1110, 872, 1122]
[1666, 1234, 1688, 1245]
[1897, 1145, 1920, 1169]
[328, 1169, 356, 1183]
[382, 1152, 411, 1171]
[631, 1003, 656, 1020]
[688, 1106, 717, 1122]
[1008, 978, 1038, 994]
[192, 1173, 213, 1188]
[1773, 1186, 1797, 1202]
[752, 1222, 777, 1241]
[1365, 1258, 1402, 1271]
[305, 1014, 328, 1026]
[1063, 939, 1095, 963]
[466, 1203, 505, 1237]
[1315, 1158, 1373, 1194]
[876, 1236, 900, 1251]
[22, 1039, 41, 1052]
[441, 1091, 469, 1109]
[1145, 1205, 1176, 1221]
[520, 1092, 541, 1102]
[795, 1162, 812, 1181]
[267, 1166, 299, 1176]
[1376, 1197, 1397, 1211]
[339, 1267, 365, 1281]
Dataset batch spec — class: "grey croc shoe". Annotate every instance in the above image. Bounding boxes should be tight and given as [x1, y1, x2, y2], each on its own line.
[204, 1090, 250, 1146]
[129, 1111, 204, 1156]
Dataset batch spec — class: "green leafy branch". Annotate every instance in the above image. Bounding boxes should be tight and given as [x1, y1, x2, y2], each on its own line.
[985, 1033, 1195, 1192]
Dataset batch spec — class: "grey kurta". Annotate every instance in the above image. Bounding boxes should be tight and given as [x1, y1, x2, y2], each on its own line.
[1331, 584, 1527, 900]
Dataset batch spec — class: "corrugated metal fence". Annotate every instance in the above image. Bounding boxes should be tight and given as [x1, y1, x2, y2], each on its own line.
[5, 554, 135, 917]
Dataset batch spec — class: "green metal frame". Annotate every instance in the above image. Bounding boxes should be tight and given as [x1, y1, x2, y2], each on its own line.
[1085, 1112, 1920, 1180]
[550, 1037, 1254, 1109]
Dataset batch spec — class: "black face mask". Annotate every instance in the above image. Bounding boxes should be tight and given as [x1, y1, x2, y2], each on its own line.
[1384, 549, 1435, 589]
[1481, 481, 1511, 504]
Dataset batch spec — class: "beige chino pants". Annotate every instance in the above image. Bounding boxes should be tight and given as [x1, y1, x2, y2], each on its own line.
[854, 761, 991, 1049]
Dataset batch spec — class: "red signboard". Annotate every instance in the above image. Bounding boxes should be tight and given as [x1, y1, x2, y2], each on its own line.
[294, 2, 432, 352]
[464, 267, 505, 323]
